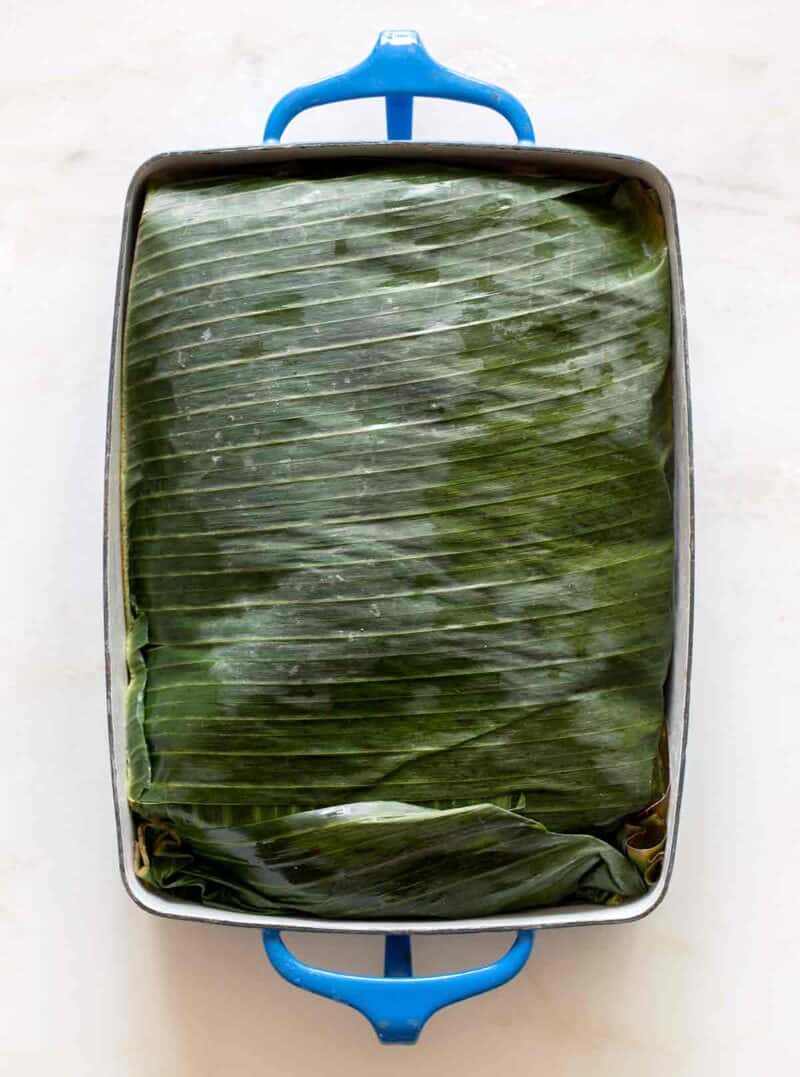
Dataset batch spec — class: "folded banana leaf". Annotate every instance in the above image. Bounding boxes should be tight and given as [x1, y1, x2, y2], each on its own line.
[122, 166, 672, 918]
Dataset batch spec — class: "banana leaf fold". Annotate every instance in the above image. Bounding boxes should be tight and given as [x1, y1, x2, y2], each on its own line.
[122, 165, 673, 919]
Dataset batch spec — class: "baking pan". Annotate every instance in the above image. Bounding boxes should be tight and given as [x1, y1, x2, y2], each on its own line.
[104, 30, 693, 1042]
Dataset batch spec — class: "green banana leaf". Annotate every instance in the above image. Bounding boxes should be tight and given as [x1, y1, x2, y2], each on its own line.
[122, 166, 672, 919]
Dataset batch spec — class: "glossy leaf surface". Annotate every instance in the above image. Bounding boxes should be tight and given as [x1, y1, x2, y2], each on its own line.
[123, 167, 672, 917]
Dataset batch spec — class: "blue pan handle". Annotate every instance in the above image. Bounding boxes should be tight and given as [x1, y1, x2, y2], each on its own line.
[262, 929, 535, 1044]
[263, 29, 535, 145]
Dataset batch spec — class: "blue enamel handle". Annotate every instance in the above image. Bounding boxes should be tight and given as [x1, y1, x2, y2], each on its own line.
[263, 29, 535, 145]
[262, 929, 534, 1045]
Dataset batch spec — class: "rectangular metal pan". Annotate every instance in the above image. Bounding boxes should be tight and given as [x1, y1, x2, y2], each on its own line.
[104, 139, 693, 935]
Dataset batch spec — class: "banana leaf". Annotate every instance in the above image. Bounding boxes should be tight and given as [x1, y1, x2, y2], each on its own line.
[122, 166, 672, 919]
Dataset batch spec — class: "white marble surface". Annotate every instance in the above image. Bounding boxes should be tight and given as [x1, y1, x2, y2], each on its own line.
[2, 1, 798, 1073]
